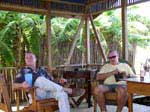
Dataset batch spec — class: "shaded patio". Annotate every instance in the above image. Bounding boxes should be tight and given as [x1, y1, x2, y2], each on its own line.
[0, 0, 150, 112]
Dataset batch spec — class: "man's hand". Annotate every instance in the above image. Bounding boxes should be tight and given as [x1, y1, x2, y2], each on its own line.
[22, 81, 30, 88]
[112, 69, 120, 75]
[120, 71, 127, 77]
[59, 78, 67, 85]
[113, 69, 127, 76]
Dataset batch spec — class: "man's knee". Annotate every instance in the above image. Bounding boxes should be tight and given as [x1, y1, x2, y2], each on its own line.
[94, 87, 99, 95]
[94, 85, 106, 95]
[116, 86, 127, 97]
[58, 91, 69, 99]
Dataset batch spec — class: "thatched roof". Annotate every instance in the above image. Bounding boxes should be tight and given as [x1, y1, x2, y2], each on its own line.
[0, 0, 149, 17]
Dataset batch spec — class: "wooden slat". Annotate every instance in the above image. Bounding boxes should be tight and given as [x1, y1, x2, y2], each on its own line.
[0, 67, 27, 103]
[51, 10, 84, 17]
[0, 3, 47, 15]
[0, 74, 12, 112]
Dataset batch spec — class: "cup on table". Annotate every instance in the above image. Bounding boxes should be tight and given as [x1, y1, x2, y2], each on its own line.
[25, 73, 32, 87]
[140, 71, 145, 81]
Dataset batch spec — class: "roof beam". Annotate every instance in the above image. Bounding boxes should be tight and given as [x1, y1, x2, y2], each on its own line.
[51, 0, 85, 6]
[0, 3, 47, 15]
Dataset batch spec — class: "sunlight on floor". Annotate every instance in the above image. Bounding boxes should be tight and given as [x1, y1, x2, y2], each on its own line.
[0, 103, 150, 112]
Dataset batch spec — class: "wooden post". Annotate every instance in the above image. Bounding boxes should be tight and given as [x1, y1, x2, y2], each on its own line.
[46, 2, 52, 70]
[122, 0, 128, 60]
[85, 16, 90, 65]
[89, 14, 106, 62]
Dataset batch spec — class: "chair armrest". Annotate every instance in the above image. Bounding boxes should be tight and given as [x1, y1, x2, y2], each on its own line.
[13, 87, 36, 92]
[13, 87, 37, 103]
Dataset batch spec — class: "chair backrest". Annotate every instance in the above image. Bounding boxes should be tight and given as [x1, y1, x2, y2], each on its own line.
[0, 74, 12, 112]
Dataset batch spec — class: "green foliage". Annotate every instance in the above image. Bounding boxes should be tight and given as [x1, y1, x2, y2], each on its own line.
[51, 18, 79, 44]
[1, 2, 150, 66]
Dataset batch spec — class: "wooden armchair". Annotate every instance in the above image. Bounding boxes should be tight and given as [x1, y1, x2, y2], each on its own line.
[0, 74, 12, 112]
[92, 60, 135, 112]
[14, 87, 58, 112]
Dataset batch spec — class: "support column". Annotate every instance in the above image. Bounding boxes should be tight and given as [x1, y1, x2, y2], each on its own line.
[122, 0, 128, 60]
[46, 2, 52, 69]
[85, 16, 90, 65]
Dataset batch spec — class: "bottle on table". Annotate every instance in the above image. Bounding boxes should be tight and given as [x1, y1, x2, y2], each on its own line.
[140, 63, 145, 81]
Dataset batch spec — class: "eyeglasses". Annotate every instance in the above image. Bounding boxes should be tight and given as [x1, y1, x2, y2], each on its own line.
[108, 55, 117, 59]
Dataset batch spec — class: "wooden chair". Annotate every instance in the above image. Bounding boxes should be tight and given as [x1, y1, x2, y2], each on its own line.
[92, 60, 135, 112]
[14, 87, 58, 112]
[0, 74, 12, 112]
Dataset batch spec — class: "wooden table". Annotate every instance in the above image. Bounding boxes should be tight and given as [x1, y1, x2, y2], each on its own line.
[62, 70, 92, 107]
[126, 77, 150, 112]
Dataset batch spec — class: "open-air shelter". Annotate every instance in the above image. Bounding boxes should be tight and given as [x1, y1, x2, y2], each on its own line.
[0, 0, 149, 111]
[0, 0, 149, 69]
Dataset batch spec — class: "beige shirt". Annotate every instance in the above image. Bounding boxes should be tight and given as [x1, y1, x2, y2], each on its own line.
[98, 63, 134, 85]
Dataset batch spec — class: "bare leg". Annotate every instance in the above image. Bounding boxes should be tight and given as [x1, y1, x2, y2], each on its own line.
[116, 86, 128, 112]
[94, 85, 110, 112]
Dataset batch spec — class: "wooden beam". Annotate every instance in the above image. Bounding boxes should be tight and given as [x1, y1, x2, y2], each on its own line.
[51, 10, 84, 17]
[0, 3, 84, 17]
[0, 0, 148, 17]
[87, 0, 109, 8]
[85, 16, 90, 65]
[0, 3, 47, 15]
[45, 2, 52, 70]
[89, 14, 106, 62]
[90, 0, 149, 19]
[51, 0, 85, 6]
[127, 0, 149, 6]
[91, 6, 121, 16]
[121, 0, 128, 60]
[65, 18, 84, 65]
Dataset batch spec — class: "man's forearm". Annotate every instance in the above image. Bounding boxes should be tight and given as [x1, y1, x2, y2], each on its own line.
[13, 83, 23, 89]
[96, 71, 115, 80]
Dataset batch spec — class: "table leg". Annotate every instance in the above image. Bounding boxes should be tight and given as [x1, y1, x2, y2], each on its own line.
[88, 80, 92, 107]
[128, 93, 133, 112]
[16, 91, 19, 112]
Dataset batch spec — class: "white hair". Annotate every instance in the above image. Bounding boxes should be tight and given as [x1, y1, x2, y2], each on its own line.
[32, 54, 37, 63]
[25, 52, 37, 62]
